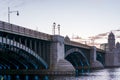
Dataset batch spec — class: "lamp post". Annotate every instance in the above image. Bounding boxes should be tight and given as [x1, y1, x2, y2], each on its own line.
[52, 22, 60, 35]
[57, 24, 60, 35]
[53, 22, 56, 35]
[8, 7, 19, 23]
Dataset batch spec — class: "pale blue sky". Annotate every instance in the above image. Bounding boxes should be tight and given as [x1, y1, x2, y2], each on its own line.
[0, 0, 120, 38]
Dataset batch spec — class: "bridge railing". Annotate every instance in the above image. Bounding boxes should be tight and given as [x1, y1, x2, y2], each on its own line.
[65, 40, 91, 49]
[0, 21, 51, 41]
[65, 40, 106, 53]
[96, 48, 106, 53]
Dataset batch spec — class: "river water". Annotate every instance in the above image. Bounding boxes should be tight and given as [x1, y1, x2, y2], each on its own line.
[1, 68, 120, 80]
[49, 68, 120, 80]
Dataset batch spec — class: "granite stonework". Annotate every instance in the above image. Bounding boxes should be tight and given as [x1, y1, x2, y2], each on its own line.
[50, 35, 104, 71]
[105, 32, 120, 67]
[90, 46, 104, 68]
[50, 35, 75, 71]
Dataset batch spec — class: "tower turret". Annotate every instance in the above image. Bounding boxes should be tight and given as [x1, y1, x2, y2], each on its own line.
[108, 32, 115, 51]
[116, 42, 120, 49]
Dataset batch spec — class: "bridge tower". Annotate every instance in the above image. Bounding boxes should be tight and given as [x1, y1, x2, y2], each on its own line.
[105, 32, 120, 67]
[50, 35, 75, 71]
[108, 32, 115, 51]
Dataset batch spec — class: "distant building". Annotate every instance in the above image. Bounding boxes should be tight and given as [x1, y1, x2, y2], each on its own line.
[100, 43, 108, 51]
[100, 32, 120, 53]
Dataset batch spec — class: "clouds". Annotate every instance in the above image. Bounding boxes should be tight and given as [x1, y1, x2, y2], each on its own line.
[0, 0, 120, 39]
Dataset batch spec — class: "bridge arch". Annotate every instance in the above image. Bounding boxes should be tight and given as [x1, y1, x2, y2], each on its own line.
[96, 52, 105, 65]
[0, 36, 48, 69]
[65, 48, 90, 74]
[65, 48, 88, 59]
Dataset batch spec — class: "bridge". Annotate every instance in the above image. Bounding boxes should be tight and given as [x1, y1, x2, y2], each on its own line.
[0, 21, 118, 80]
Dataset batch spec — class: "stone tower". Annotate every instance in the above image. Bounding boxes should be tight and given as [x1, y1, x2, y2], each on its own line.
[105, 32, 120, 67]
[108, 32, 115, 51]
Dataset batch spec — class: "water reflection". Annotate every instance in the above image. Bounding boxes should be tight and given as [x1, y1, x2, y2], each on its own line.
[50, 68, 120, 80]
[1, 68, 120, 80]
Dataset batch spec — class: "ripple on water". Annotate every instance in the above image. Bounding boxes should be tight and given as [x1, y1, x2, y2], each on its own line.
[50, 68, 120, 80]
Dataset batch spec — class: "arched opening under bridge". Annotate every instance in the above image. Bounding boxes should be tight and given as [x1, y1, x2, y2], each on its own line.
[65, 48, 90, 75]
[0, 37, 48, 80]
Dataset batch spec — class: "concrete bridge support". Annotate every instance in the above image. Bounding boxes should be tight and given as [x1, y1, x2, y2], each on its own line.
[105, 51, 120, 67]
[90, 46, 104, 69]
[50, 35, 75, 71]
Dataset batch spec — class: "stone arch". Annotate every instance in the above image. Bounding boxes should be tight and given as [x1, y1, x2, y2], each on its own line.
[96, 52, 105, 65]
[65, 48, 90, 74]
[0, 37, 48, 69]
[65, 48, 88, 61]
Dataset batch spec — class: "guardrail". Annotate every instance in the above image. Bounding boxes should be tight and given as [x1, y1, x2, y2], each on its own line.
[65, 40, 106, 53]
[65, 40, 91, 49]
[0, 21, 51, 41]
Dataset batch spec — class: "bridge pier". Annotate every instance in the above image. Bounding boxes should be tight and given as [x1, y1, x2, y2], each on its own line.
[50, 35, 75, 71]
[105, 51, 120, 67]
[90, 46, 104, 69]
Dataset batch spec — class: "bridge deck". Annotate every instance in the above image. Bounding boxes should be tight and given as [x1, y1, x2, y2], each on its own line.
[0, 21, 51, 41]
[65, 40, 91, 49]
[0, 20, 105, 53]
[65, 40, 105, 53]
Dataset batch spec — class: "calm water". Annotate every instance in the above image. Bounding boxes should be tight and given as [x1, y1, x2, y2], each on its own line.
[1, 68, 120, 80]
[49, 68, 120, 80]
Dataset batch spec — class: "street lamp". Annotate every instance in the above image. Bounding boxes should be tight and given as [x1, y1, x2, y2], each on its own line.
[57, 24, 60, 35]
[52, 22, 61, 35]
[53, 22, 56, 35]
[8, 7, 19, 23]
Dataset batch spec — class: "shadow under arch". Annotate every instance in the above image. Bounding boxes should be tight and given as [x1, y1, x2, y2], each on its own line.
[0, 36, 48, 69]
[0, 45, 42, 80]
[65, 48, 90, 75]
[97, 52, 105, 65]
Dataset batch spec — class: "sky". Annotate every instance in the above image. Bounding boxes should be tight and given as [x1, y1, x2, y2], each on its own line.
[0, 0, 120, 39]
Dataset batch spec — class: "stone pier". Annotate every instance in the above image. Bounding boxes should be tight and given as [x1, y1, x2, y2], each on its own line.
[90, 46, 104, 69]
[50, 35, 75, 72]
[105, 51, 120, 67]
